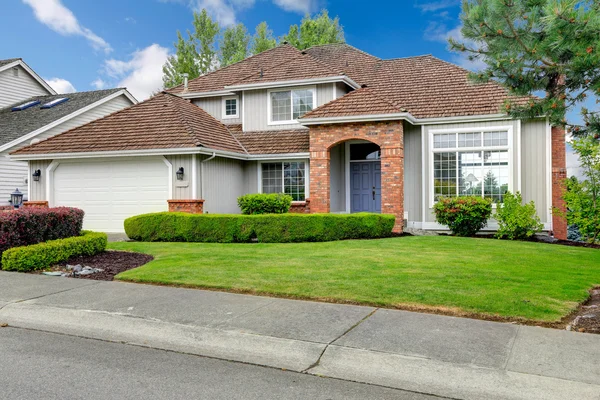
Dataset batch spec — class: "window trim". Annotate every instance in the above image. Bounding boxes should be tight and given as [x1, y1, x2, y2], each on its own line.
[221, 95, 239, 119]
[267, 86, 316, 126]
[428, 126, 514, 208]
[257, 159, 310, 203]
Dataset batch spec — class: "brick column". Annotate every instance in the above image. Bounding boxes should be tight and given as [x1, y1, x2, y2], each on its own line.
[551, 126, 567, 240]
[309, 151, 331, 213]
[23, 201, 49, 209]
[381, 145, 405, 233]
[168, 199, 204, 213]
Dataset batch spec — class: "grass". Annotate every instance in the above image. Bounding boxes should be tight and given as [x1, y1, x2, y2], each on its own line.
[110, 236, 600, 322]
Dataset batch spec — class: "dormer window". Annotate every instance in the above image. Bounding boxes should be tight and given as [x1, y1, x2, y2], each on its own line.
[268, 86, 315, 125]
[222, 96, 239, 119]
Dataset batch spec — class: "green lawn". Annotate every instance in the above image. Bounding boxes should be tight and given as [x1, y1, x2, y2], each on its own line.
[110, 236, 600, 322]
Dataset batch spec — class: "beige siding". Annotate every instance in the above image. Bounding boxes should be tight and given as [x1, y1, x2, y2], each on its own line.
[26, 160, 52, 202]
[330, 143, 346, 212]
[521, 119, 549, 222]
[0, 65, 50, 109]
[201, 156, 246, 213]
[0, 152, 28, 204]
[243, 84, 335, 131]
[193, 96, 242, 125]
[165, 154, 194, 199]
[404, 122, 422, 223]
[335, 82, 350, 99]
[243, 161, 259, 193]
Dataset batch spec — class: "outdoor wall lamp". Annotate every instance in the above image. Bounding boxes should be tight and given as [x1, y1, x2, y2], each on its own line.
[176, 167, 185, 180]
[32, 169, 41, 182]
[10, 188, 23, 209]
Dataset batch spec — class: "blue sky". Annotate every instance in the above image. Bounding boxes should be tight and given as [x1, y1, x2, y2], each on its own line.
[0, 0, 583, 175]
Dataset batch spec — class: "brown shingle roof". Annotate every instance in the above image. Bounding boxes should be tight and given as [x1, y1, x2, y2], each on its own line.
[303, 87, 403, 118]
[234, 129, 309, 154]
[12, 92, 246, 155]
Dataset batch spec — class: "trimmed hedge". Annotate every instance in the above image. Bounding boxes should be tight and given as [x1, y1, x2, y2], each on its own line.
[124, 212, 395, 243]
[0, 207, 84, 258]
[1, 231, 107, 272]
[237, 193, 293, 214]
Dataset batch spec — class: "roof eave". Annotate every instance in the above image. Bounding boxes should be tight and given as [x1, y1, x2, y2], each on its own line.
[223, 75, 361, 91]
[301, 112, 520, 126]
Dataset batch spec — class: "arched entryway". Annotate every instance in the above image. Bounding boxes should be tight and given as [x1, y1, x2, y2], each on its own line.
[349, 141, 381, 213]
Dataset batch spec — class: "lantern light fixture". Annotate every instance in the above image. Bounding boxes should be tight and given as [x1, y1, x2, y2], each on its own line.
[176, 167, 184, 181]
[10, 188, 23, 209]
[32, 169, 41, 182]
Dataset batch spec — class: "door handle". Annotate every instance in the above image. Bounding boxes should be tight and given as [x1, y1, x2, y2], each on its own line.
[372, 186, 376, 201]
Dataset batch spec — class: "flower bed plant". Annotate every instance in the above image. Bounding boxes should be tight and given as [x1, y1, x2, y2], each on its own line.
[237, 193, 293, 214]
[124, 212, 395, 243]
[433, 196, 492, 236]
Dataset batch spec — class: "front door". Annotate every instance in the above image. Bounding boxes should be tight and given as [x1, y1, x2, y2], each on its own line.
[350, 161, 381, 213]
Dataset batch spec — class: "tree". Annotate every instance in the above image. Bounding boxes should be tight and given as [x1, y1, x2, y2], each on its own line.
[282, 10, 345, 50]
[250, 22, 277, 55]
[162, 9, 220, 89]
[220, 23, 250, 67]
[449, 0, 600, 137]
[562, 137, 600, 243]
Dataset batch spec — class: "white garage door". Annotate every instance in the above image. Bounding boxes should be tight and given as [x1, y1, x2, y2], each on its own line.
[53, 158, 169, 232]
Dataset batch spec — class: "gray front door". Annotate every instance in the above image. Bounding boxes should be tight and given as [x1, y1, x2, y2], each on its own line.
[350, 161, 381, 213]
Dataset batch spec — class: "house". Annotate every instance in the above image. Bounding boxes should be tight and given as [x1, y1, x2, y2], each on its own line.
[9, 44, 567, 238]
[0, 58, 137, 205]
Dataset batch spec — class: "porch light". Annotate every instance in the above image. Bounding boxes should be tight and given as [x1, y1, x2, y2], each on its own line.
[10, 188, 23, 209]
[176, 167, 185, 180]
[32, 169, 41, 182]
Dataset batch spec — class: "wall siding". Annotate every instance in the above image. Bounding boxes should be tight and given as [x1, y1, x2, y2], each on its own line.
[404, 122, 422, 223]
[165, 154, 193, 199]
[0, 65, 50, 109]
[27, 160, 52, 202]
[0, 153, 28, 204]
[335, 82, 349, 100]
[330, 143, 346, 212]
[193, 96, 242, 125]
[243, 161, 259, 194]
[201, 156, 246, 214]
[521, 119, 548, 222]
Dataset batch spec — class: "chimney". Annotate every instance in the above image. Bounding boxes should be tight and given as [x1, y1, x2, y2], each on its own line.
[182, 73, 189, 90]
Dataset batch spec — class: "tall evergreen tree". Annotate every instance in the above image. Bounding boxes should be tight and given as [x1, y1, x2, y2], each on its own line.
[250, 22, 277, 55]
[220, 23, 250, 67]
[450, 0, 600, 137]
[282, 10, 345, 50]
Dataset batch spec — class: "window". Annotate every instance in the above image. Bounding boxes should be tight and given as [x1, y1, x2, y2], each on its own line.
[11, 100, 40, 112]
[269, 87, 315, 124]
[40, 97, 69, 109]
[432, 130, 510, 203]
[261, 161, 307, 201]
[222, 96, 238, 119]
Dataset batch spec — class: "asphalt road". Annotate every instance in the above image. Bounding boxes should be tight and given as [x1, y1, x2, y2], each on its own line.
[0, 327, 440, 400]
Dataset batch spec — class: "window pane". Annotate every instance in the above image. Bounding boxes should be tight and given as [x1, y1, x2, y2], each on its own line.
[458, 151, 483, 196]
[458, 132, 481, 148]
[433, 152, 457, 200]
[483, 150, 509, 202]
[484, 131, 508, 147]
[261, 163, 282, 194]
[283, 162, 306, 201]
[433, 133, 456, 149]
[271, 91, 291, 122]
[292, 89, 314, 119]
[225, 99, 237, 116]
[350, 143, 381, 160]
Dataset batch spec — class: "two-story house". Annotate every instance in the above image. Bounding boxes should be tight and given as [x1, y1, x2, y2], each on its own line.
[10, 44, 567, 238]
[0, 58, 137, 205]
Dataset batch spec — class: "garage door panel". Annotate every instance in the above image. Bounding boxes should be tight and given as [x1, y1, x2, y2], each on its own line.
[53, 158, 169, 232]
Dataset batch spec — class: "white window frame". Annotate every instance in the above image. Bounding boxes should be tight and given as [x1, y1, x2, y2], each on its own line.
[267, 86, 316, 126]
[222, 95, 239, 119]
[257, 159, 310, 203]
[428, 126, 514, 208]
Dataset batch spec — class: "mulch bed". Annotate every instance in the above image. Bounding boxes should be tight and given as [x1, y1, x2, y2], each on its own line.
[43, 250, 153, 281]
[566, 288, 600, 334]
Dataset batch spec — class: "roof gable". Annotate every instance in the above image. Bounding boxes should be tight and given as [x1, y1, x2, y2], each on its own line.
[0, 58, 57, 96]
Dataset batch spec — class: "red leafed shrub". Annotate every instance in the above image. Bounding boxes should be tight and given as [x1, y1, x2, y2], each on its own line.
[0, 207, 84, 257]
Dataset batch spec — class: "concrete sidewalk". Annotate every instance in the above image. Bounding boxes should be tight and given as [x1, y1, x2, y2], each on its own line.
[1, 271, 599, 400]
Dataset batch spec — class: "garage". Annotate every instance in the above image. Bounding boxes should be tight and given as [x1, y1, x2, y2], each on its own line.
[51, 157, 170, 232]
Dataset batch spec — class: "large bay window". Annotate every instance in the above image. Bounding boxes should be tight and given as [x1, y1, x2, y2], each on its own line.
[432, 130, 511, 203]
[268, 87, 315, 124]
[261, 161, 307, 201]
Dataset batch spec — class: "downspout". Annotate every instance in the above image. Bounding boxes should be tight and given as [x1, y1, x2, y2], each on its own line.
[200, 152, 216, 202]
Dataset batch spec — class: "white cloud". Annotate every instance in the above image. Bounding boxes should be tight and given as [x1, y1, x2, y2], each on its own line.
[272, 0, 316, 14]
[124, 17, 137, 24]
[44, 77, 76, 94]
[91, 78, 106, 90]
[22, 0, 112, 54]
[104, 44, 170, 100]
[415, 0, 460, 12]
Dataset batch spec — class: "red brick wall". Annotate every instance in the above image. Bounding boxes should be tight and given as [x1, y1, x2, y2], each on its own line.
[289, 199, 311, 213]
[551, 126, 567, 240]
[309, 121, 404, 233]
[23, 201, 49, 209]
[167, 199, 204, 213]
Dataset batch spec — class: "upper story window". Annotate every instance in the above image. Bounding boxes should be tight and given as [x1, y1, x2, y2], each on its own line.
[432, 129, 511, 204]
[268, 87, 315, 125]
[222, 96, 239, 119]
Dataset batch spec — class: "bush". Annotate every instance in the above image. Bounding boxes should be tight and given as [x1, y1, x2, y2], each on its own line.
[433, 196, 492, 236]
[1, 231, 107, 272]
[0, 207, 84, 259]
[124, 212, 395, 243]
[237, 193, 292, 215]
[495, 191, 543, 240]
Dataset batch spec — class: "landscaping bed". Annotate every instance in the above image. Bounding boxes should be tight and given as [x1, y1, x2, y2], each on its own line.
[567, 288, 600, 334]
[38, 250, 153, 281]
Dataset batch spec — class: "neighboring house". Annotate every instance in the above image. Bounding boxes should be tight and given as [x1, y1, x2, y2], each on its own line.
[0, 58, 137, 205]
[10, 44, 567, 239]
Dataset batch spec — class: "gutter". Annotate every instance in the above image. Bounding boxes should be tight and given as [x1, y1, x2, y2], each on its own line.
[300, 112, 516, 126]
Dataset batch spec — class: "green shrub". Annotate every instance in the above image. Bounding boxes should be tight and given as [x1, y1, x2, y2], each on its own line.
[433, 196, 492, 236]
[495, 191, 543, 240]
[124, 212, 395, 243]
[237, 193, 293, 215]
[1, 231, 107, 272]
